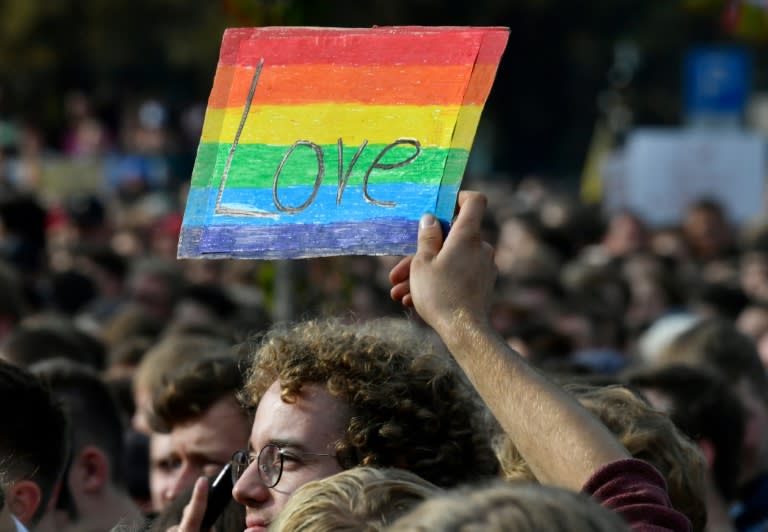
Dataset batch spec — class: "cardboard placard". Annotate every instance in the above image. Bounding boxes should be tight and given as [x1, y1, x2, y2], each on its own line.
[179, 26, 508, 259]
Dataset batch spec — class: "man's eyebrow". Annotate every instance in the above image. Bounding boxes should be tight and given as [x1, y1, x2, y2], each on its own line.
[268, 438, 309, 452]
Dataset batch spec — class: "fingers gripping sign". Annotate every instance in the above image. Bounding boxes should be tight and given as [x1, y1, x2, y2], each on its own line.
[390, 191, 497, 336]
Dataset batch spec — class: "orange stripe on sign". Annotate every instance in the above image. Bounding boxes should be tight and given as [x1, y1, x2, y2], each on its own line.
[207, 64, 477, 108]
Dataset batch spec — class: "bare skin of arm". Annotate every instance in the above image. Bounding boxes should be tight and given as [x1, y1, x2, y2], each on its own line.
[390, 191, 630, 491]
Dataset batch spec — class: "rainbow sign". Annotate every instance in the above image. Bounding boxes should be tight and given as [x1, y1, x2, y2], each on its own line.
[179, 26, 508, 259]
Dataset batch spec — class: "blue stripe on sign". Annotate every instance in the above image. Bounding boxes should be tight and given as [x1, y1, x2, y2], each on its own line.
[181, 183, 459, 227]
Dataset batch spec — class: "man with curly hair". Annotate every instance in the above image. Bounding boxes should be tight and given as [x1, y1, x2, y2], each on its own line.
[168, 319, 499, 531]
[221, 318, 498, 530]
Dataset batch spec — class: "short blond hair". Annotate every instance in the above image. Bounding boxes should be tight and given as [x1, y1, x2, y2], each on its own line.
[269, 467, 440, 532]
[387, 480, 630, 532]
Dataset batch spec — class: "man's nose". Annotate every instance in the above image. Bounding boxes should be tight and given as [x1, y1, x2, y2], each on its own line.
[232, 463, 270, 507]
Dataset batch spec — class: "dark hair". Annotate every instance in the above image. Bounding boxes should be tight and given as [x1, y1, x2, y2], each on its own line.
[179, 283, 239, 319]
[30, 358, 127, 488]
[0, 360, 69, 524]
[625, 364, 746, 501]
[150, 356, 247, 433]
[240, 318, 500, 488]
[657, 318, 768, 402]
[1, 322, 106, 370]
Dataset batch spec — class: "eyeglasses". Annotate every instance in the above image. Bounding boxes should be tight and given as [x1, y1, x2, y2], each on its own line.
[231, 444, 336, 488]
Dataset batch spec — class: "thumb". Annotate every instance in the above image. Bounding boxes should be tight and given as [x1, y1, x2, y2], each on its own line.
[417, 213, 444, 261]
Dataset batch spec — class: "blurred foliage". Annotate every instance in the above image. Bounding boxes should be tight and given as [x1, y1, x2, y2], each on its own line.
[0, 0, 765, 177]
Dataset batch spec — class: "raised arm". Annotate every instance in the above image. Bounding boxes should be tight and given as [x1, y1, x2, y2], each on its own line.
[390, 191, 630, 491]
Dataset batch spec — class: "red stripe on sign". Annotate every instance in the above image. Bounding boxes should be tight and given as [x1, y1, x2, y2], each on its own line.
[218, 26, 504, 66]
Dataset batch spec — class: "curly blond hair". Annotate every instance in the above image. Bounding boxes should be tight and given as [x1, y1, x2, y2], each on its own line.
[495, 383, 707, 532]
[270, 467, 440, 532]
[239, 318, 499, 488]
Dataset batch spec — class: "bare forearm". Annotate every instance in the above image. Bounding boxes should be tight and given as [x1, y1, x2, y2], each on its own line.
[439, 312, 630, 490]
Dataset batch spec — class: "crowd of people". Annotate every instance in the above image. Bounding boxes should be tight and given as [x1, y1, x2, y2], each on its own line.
[1, 92, 768, 532]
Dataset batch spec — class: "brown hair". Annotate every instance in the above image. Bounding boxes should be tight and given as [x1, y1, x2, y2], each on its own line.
[133, 333, 232, 402]
[656, 318, 768, 402]
[240, 318, 499, 488]
[150, 356, 248, 433]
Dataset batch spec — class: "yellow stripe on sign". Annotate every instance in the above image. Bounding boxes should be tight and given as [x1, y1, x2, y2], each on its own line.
[200, 104, 481, 150]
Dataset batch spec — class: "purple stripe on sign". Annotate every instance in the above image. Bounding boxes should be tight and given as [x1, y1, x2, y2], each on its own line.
[178, 218, 421, 259]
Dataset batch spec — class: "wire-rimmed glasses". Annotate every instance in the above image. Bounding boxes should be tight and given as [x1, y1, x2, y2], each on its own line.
[231, 444, 336, 488]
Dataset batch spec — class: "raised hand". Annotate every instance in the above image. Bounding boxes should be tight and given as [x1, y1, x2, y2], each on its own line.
[390, 191, 497, 339]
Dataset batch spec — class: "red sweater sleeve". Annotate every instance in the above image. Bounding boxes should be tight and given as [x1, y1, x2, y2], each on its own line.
[582, 458, 692, 532]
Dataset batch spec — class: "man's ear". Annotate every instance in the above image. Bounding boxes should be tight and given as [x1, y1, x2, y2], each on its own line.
[6, 480, 42, 526]
[70, 446, 110, 495]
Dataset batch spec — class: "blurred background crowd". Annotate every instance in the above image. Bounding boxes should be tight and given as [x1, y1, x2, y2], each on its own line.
[1, 0, 768, 530]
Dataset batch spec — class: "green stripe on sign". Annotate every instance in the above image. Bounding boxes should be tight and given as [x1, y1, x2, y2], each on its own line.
[190, 142, 464, 189]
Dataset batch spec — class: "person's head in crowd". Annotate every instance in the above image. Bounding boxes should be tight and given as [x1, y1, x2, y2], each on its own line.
[737, 301, 768, 370]
[625, 364, 745, 530]
[600, 209, 648, 259]
[655, 318, 768, 486]
[270, 467, 440, 532]
[106, 336, 153, 383]
[682, 197, 734, 262]
[633, 312, 700, 367]
[146, 482, 244, 532]
[688, 281, 748, 322]
[502, 319, 573, 367]
[0, 320, 106, 371]
[622, 253, 686, 334]
[79, 246, 128, 301]
[148, 433, 180, 513]
[127, 258, 185, 322]
[0, 260, 27, 343]
[492, 275, 564, 327]
[541, 300, 627, 375]
[169, 283, 239, 333]
[386, 480, 630, 532]
[560, 262, 630, 320]
[0, 193, 47, 274]
[149, 356, 250, 506]
[64, 195, 108, 243]
[494, 213, 562, 280]
[740, 249, 768, 302]
[30, 358, 142, 532]
[496, 383, 707, 531]
[101, 304, 163, 352]
[45, 269, 97, 316]
[232, 318, 499, 526]
[650, 225, 690, 262]
[131, 333, 231, 433]
[0, 360, 69, 528]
